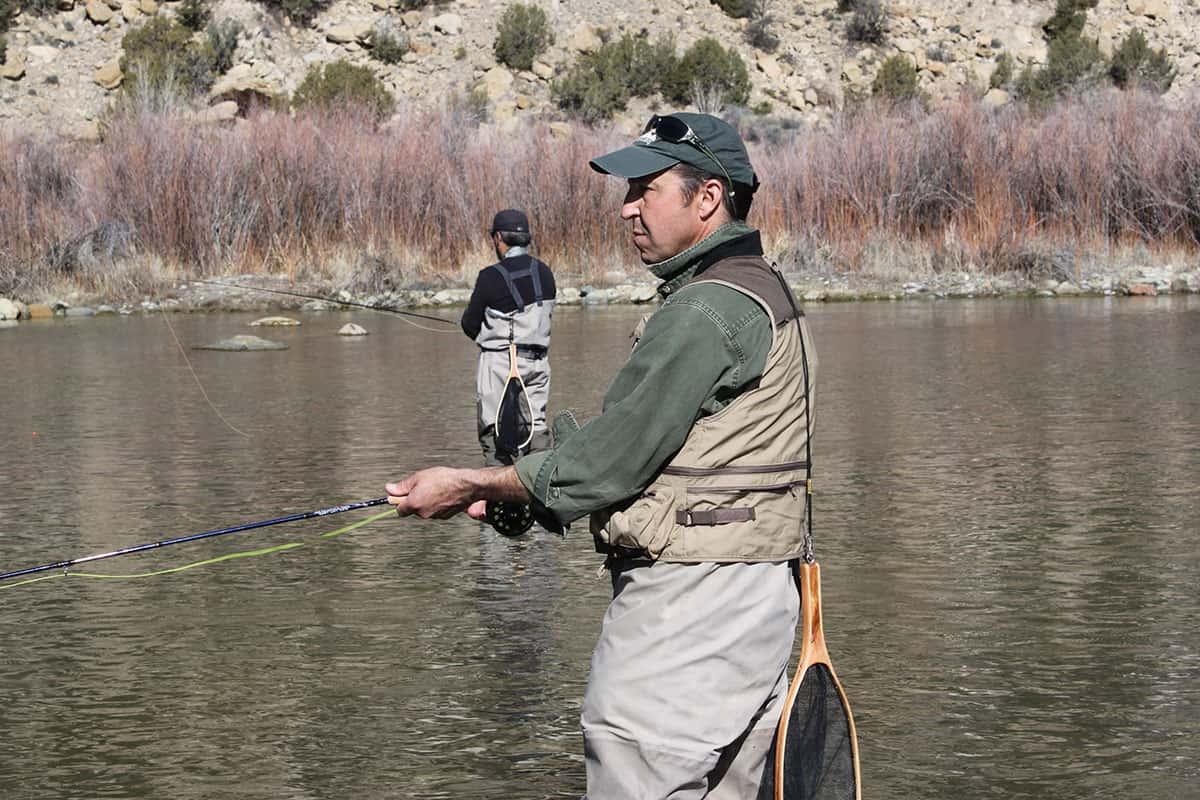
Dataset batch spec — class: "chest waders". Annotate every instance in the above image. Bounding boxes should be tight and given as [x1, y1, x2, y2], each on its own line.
[481, 258, 548, 537]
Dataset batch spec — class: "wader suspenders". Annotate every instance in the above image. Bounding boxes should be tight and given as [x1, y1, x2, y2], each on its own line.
[493, 257, 545, 313]
[487, 258, 548, 359]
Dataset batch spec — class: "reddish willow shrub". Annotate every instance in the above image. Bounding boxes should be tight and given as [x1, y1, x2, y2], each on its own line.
[4, 90, 1200, 292]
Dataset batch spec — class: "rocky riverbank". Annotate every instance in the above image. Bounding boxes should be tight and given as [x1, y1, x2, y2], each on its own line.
[2, 262, 1198, 325]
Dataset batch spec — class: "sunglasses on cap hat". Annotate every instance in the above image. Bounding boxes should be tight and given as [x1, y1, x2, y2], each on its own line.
[639, 114, 738, 200]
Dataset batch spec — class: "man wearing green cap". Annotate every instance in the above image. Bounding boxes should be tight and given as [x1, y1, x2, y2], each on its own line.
[387, 112, 817, 799]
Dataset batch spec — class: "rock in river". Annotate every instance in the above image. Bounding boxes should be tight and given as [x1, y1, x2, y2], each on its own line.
[249, 316, 301, 327]
[194, 334, 288, 351]
[338, 323, 369, 336]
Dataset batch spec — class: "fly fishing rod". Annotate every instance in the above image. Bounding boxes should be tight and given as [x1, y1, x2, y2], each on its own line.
[0, 498, 390, 583]
[188, 278, 457, 326]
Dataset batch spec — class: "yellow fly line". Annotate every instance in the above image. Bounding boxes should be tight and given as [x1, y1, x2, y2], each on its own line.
[0, 509, 395, 592]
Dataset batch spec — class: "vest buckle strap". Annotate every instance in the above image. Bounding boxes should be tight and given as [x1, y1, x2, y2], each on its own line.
[675, 508, 757, 527]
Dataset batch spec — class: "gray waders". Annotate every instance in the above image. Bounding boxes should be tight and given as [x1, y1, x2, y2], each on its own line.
[474, 258, 554, 466]
[582, 559, 798, 799]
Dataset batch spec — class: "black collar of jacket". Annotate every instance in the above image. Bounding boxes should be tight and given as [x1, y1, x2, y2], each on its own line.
[657, 230, 765, 299]
[695, 229, 764, 274]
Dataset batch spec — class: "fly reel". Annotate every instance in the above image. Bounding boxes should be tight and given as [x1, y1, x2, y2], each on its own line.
[486, 501, 535, 537]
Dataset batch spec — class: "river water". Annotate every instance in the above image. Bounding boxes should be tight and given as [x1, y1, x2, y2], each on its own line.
[1, 297, 1197, 799]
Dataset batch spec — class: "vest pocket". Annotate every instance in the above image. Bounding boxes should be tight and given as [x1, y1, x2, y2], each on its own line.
[673, 483, 807, 561]
[592, 485, 684, 560]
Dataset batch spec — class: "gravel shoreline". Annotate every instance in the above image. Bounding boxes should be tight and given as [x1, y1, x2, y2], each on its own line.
[2, 264, 1198, 322]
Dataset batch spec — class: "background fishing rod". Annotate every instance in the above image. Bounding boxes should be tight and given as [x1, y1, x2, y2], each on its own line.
[188, 279, 457, 326]
[0, 498, 390, 583]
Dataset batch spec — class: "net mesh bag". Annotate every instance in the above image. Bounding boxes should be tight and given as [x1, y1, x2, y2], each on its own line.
[779, 663, 856, 800]
[494, 376, 533, 464]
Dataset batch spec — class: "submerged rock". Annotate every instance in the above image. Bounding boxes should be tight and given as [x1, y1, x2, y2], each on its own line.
[249, 316, 301, 327]
[194, 334, 288, 351]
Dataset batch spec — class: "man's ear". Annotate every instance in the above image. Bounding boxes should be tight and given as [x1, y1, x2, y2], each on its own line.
[697, 178, 727, 221]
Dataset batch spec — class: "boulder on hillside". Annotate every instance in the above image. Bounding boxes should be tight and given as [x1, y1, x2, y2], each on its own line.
[210, 66, 281, 114]
[94, 59, 123, 90]
[194, 101, 239, 124]
[568, 25, 601, 54]
[2, 51, 25, 82]
[430, 13, 462, 36]
[86, 0, 114, 24]
[327, 21, 372, 45]
[476, 66, 513, 100]
[1128, 0, 1170, 19]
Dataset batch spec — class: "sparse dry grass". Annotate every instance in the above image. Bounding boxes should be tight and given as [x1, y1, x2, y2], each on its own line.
[3, 89, 1200, 300]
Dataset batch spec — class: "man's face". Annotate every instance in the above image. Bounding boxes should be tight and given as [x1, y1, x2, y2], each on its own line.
[620, 168, 707, 264]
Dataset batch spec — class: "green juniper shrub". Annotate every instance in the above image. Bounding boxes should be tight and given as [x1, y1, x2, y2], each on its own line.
[0, 0, 15, 34]
[1015, 0, 1104, 106]
[0, 35, 6, 65]
[745, 0, 779, 53]
[710, 0, 754, 18]
[1042, 0, 1097, 42]
[1109, 29, 1175, 94]
[256, 0, 332, 27]
[370, 24, 410, 65]
[19, 0, 61, 15]
[204, 18, 242, 76]
[872, 55, 921, 102]
[177, 0, 212, 32]
[0, 0, 53, 23]
[455, 45, 466, 60]
[121, 16, 220, 96]
[627, 32, 677, 95]
[665, 37, 750, 107]
[292, 59, 396, 120]
[494, 3, 553, 72]
[1015, 24, 1103, 105]
[836, 0, 854, 12]
[553, 32, 678, 123]
[990, 51, 1014, 90]
[846, 0, 888, 45]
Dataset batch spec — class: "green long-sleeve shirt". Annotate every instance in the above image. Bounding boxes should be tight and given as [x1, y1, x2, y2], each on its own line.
[514, 228, 774, 528]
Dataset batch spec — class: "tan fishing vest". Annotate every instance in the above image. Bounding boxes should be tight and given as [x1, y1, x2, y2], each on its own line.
[590, 256, 816, 563]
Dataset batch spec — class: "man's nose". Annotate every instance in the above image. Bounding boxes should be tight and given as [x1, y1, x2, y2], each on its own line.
[620, 198, 640, 220]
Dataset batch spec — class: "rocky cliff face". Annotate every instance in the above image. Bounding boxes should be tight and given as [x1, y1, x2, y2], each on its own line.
[0, 0, 1194, 139]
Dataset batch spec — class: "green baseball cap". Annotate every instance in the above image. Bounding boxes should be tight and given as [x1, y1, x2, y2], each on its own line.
[589, 113, 759, 194]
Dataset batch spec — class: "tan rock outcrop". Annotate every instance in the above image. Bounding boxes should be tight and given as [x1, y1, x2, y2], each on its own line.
[1, 51, 26, 81]
[94, 59, 123, 90]
[86, 0, 114, 24]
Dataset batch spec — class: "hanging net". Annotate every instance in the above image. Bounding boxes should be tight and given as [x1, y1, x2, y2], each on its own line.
[493, 347, 534, 465]
[777, 662, 858, 799]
